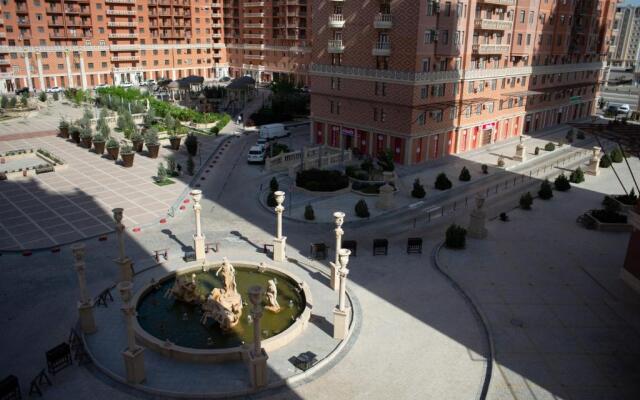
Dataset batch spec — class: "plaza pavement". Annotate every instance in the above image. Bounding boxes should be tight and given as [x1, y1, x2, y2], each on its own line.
[0, 101, 85, 138]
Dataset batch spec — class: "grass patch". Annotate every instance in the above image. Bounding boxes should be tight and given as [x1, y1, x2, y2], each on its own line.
[154, 178, 175, 187]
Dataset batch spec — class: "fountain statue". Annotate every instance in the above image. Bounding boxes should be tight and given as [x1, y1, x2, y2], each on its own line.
[165, 273, 199, 304]
[201, 258, 243, 330]
[264, 279, 281, 313]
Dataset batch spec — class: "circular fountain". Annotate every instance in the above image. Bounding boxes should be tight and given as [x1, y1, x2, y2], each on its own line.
[132, 259, 312, 363]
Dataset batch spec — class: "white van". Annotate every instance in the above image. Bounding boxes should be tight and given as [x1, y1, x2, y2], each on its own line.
[247, 145, 266, 164]
[259, 123, 287, 140]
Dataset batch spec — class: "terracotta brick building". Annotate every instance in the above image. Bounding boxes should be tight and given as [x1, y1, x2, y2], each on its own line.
[309, 0, 617, 165]
[0, 0, 311, 93]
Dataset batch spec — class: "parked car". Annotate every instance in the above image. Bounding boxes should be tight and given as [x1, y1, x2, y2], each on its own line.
[119, 82, 133, 88]
[94, 84, 109, 90]
[607, 103, 630, 115]
[219, 76, 231, 82]
[256, 137, 269, 150]
[46, 86, 64, 93]
[259, 123, 288, 140]
[15, 87, 29, 95]
[247, 145, 266, 164]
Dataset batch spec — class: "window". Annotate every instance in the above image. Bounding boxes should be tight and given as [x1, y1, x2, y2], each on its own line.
[426, 0, 435, 16]
[486, 102, 494, 113]
[373, 107, 378, 121]
[475, 104, 482, 115]
[520, 10, 525, 23]
[375, 82, 386, 96]
[88, 63, 94, 68]
[331, 77, 341, 90]
[450, 106, 457, 119]
[337, 101, 341, 115]
[517, 33, 523, 45]
[432, 110, 442, 122]
[330, 101, 335, 114]
[529, 11, 534, 24]
[468, 81, 475, 93]
[441, 30, 448, 45]
[491, 79, 497, 90]
[381, 108, 386, 122]
[422, 58, 430, 72]
[421, 86, 428, 99]
[445, 2, 451, 16]
[527, 34, 531, 46]
[417, 112, 426, 125]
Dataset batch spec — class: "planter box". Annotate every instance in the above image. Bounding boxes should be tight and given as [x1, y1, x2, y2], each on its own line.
[93, 141, 106, 155]
[169, 137, 182, 150]
[132, 139, 144, 153]
[81, 137, 92, 149]
[59, 128, 69, 139]
[607, 195, 638, 215]
[121, 152, 135, 168]
[71, 131, 81, 144]
[146, 144, 160, 159]
[590, 211, 633, 232]
[107, 147, 120, 161]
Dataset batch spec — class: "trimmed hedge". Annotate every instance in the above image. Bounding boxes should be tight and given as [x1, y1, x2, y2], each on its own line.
[355, 199, 370, 218]
[554, 173, 571, 191]
[538, 179, 553, 200]
[435, 172, 453, 190]
[296, 169, 349, 192]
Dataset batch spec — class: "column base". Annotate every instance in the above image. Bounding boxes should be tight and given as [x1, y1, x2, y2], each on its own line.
[248, 348, 269, 389]
[193, 235, 206, 261]
[114, 257, 133, 284]
[332, 307, 350, 340]
[586, 160, 600, 176]
[329, 262, 340, 291]
[467, 210, 488, 239]
[273, 237, 287, 262]
[122, 347, 145, 384]
[514, 145, 526, 162]
[78, 301, 96, 335]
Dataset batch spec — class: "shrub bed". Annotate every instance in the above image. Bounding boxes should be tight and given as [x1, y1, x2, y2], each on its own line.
[296, 169, 349, 192]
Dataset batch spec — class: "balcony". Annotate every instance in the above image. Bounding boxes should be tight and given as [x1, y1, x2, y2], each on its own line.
[244, 23, 264, 28]
[374, 14, 392, 29]
[477, 0, 515, 5]
[243, 1, 265, 6]
[328, 14, 345, 28]
[372, 41, 391, 56]
[0, 58, 10, 65]
[111, 55, 139, 62]
[107, 21, 137, 27]
[109, 33, 138, 39]
[17, 18, 30, 27]
[245, 13, 264, 18]
[472, 43, 510, 54]
[105, 0, 136, 3]
[474, 19, 513, 31]
[328, 39, 344, 53]
[0, 33, 5, 39]
[244, 33, 265, 39]
[106, 9, 136, 16]
[245, 54, 265, 60]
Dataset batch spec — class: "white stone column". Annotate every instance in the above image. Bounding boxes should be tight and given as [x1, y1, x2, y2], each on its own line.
[112, 208, 133, 283]
[190, 190, 206, 261]
[333, 248, 351, 340]
[35, 52, 45, 91]
[72, 243, 96, 334]
[247, 285, 268, 388]
[586, 146, 602, 176]
[79, 52, 88, 90]
[272, 191, 286, 262]
[64, 50, 74, 88]
[330, 212, 345, 291]
[118, 281, 145, 384]
[514, 135, 526, 162]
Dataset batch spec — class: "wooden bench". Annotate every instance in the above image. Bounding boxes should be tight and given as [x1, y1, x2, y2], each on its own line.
[309, 243, 329, 260]
[94, 288, 113, 308]
[373, 239, 388, 256]
[342, 240, 357, 257]
[0, 375, 21, 400]
[406, 237, 423, 254]
[154, 248, 168, 262]
[46, 343, 72, 375]
[29, 369, 51, 397]
[263, 243, 274, 256]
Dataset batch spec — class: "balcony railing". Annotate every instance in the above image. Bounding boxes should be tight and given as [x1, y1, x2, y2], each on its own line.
[106, 9, 136, 16]
[109, 33, 138, 39]
[374, 14, 392, 29]
[244, 13, 264, 18]
[328, 14, 345, 28]
[105, 0, 136, 3]
[372, 41, 391, 56]
[111, 55, 139, 62]
[244, 23, 264, 28]
[108, 21, 137, 27]
[244, 1, 265, 6]
[244, 33, 265, 39]
[472, 43, 510, 54]
[328, 39, 345, 53]
[477, 0, 515, 6]
[474, 19, 513, 31]
[245, 54, 265, 60]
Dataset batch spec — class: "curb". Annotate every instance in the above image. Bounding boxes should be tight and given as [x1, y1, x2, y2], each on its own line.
[431, 242, 494, 400]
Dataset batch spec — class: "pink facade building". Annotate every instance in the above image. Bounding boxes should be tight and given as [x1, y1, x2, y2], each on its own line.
[310, 0, 617, 164]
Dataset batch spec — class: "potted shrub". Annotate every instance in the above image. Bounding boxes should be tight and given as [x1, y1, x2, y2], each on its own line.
[80, 126, 93, 149]
[519, 192, 533, 210]
[144, 128, 160, 158]
[93, 132, 106, 155]
[39, 92, 47, 102]
[481, 164, 488, 174]
[534, 146, 540, 155]
[497, 156, 505, 167]
[599, 154, 611, 168]
[435, 172, 453, 190]
[459, 166, 471, 182]
[355, 199, 370, 218]
[445, 224, 467, 249]
[58, 119, 70, 138]
[411, 178, 426, 198]
[106, 137, 120, 160]
[156, 162, 168, 184]
[538, 179, 553, 200]
[304, 204, 315, 221]
[544, 142, 556, 151]
[70, 125, 81, 144]
[120, 144, 135, 167]
[569, 167, 585, 184]
[554, 173, 571, 191]
[185, 133, 198, 156]
[169, 131, 182, 150]
[131, 131, 144, 153]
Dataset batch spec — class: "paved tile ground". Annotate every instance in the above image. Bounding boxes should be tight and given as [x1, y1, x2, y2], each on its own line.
[439, 156, 640, 400]
[0, 101, 85, 138]
[0, 133, 227, 250]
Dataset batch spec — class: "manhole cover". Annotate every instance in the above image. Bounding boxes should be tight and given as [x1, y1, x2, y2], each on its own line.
[510, 318, 524, 328]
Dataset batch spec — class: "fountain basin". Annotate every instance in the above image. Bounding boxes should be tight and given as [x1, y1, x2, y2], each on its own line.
[132, 261, 312, 363]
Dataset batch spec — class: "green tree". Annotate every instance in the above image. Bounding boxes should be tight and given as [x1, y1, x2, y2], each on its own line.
[445, 224, 467, 249]
[538, 179, 553, 200]
[435, 172, 453, 190]
[610, 148, 624, 163]
[355, 199, 370, 218]
[0, 95, 8, 109]
[459, 166, 471, 182]
[38, 92, 47, 102]
[376, 150, 395, 172]
[554, 173, 571, 191]
[411, 178, 426, 198]
[270, 177, 279, 192]
[20, 94, 28, 107]
[9, 97, 17, 108]
[156, 162, 168, 183]
[185, 133, 198, 156]
[519, 192, 533, 210]
[304, 204, 315, 221]
[544, 142, 555, 151]
[569, 167, 585, 184]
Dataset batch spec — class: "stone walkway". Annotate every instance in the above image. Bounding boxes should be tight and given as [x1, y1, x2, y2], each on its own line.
[0, 101, 85, 138]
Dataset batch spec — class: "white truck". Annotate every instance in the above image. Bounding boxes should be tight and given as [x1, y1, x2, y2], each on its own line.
[258, 123, 288, 140]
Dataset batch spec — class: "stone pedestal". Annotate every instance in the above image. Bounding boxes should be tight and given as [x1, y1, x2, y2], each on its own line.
[332, 307, 350, 340]
[586, 146, 601, 176]
[122, 347, 146, 384]
[248, 349, 269, 389]
[273, 237, 286, 262]
[115, 257, 133, 283]
[78, 301, 96, 334]
[514, 143, 526, 162]
[467, 209, 488, 239]
[376, 183, 394, 210]
[193, 235, 206, 261]
[329, 262, 340, 291]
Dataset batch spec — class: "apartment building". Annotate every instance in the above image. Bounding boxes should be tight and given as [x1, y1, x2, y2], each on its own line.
[223, 0, 312, 84]
[310, 0, 616, 165]
[0, 0, 223, 94]
[609, 4, 640, 68]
